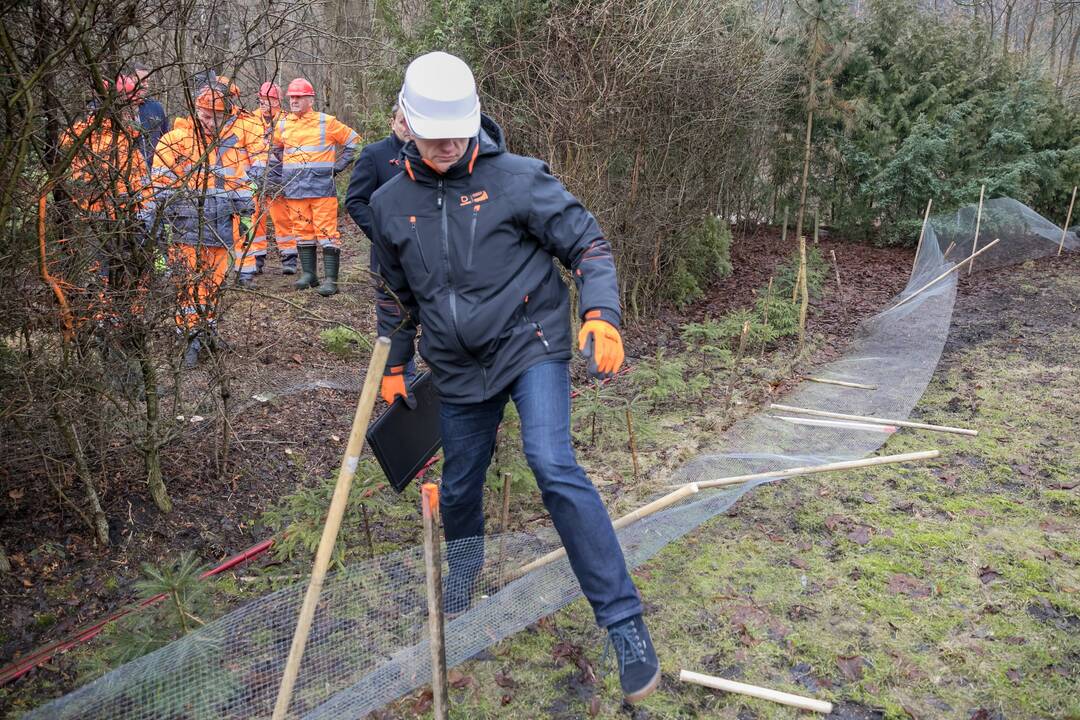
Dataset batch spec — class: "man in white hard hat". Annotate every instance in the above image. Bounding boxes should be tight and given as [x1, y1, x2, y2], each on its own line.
[369, 51, 660, 703]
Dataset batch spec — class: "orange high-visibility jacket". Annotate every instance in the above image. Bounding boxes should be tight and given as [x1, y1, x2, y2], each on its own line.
[63, 117, 149, 216]
[151, 116, 264, 247]
[269, 111, 359, 199]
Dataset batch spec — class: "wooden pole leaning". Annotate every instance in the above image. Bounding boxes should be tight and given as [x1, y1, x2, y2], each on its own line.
[968, 184, 985, 275]
[912, 198, 933, 274]
[681, 449, 940, 491]
[421, 483, 450, 720]
[1058, 185, 1077, 257]
[680, 670, 833, 714]
[890, 238, 1000, 311]
[508, 483, 700, 581]
[770, 403, 977, 436]
[271, 336, 390, 720]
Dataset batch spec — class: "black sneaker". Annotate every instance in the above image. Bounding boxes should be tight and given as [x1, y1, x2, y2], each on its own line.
[604, 614, 660, 703]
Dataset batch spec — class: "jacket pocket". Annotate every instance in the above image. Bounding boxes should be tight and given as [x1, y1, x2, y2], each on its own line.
[521, 293, 551, 352]
[407, 215, 430, 272]
[465, 205, 479, 269]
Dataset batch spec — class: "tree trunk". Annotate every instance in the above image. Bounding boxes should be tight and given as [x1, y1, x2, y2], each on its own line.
[1003, 1, 1014, 55]
[794, 8, 821, 248]
[139, 352, 172, 513]
[53, 408, 110, 544]
[1025, 0, 1041, 58]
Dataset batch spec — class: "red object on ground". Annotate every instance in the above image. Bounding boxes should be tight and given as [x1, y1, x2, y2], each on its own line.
[0, 451, 446, 686]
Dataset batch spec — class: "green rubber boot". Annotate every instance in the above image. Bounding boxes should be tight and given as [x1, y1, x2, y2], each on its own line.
[317, 247, 340, 297]
[294, 245, 318, 290]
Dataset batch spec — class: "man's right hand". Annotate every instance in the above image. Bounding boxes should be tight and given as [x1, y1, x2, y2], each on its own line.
[381, 366, 408, 405]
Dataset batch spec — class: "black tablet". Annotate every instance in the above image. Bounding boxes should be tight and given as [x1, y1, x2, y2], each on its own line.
[365, 371, 442, 492]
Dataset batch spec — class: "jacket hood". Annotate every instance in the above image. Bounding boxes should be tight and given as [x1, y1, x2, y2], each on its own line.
[400, 113, 505, 184]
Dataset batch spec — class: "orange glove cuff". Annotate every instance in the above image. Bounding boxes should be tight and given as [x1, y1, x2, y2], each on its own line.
[577, 319, 625, 375]
[381, 373, 407, 405]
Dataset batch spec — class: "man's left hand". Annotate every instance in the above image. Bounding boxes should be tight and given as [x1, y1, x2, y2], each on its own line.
[578, 318, 624, 376]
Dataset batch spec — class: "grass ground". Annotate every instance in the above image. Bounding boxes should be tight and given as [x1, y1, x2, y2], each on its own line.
[374, 256, 1080, 720]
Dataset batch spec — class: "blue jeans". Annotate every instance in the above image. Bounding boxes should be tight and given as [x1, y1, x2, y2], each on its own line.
[439, 360, 642, 628]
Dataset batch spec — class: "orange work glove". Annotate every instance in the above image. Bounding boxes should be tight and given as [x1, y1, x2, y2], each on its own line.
[577, 318, 624, 376]
[381, 366, 408, 405]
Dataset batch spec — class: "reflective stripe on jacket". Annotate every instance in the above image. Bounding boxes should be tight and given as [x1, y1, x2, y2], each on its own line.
[269, 111, 359, 199]
[151, 116, 263, 247]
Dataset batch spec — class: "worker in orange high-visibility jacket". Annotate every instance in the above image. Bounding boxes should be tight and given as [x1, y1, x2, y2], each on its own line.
[152, 82, 264, 368]
[268, 77, 360, 296]
[249, 81, 297, 277]
[62, 75, 153, 329]
[215, 76, 270, 286]
[64, 75, 150, 218]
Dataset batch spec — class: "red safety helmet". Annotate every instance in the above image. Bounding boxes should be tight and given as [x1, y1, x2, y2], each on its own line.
[259, 81, 281, 100]
[286, 78, 315, 97]
[114, 75, 139, 100]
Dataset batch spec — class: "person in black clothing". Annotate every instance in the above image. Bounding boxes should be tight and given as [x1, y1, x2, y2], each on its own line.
[130, 63, 167, 167]
[345, 102, 411, 244]
[346, 102, 417, 379]
[370, 51, 660, 704]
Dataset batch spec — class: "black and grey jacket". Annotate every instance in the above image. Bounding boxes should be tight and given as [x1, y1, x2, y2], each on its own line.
[370, 115, 621, 404]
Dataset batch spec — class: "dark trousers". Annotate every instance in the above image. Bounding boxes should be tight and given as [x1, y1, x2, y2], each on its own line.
[438, 360, 641, 628]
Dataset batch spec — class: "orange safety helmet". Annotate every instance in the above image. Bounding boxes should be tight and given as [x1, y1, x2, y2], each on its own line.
[216, 75, 242, 99]
[259, 81, 281, 100]
[286, 78, 315, 97]
[195, 84, 229, 112]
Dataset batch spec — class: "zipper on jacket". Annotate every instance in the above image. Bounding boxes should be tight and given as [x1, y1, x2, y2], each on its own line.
[438, 179, 470, 355]
[409, 216, 429, 271]
[522, 295, 551, 351]
[466, 206, 479, 268]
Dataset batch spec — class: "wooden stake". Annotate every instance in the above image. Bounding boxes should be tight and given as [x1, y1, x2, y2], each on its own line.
[677, 449, 940, 490]
[626, 409, 640, 480]
[680, 669, 832, 714]
[271, 337, 390, 720]
[759, 276, 774, 359]
[1058, 185, 1077, 256]
[773, 415, 897, 433]
[942, 240, 956, 260]
[421, 483, 449, 719]
[361, 503, 375, 559]
[813, 209, 820, 244]
[890, 238, 1000, 311]
[496, 471, 512, 584]
[912, 198, 933, 274]
[509, 484, 700, 580]
[797, 236, 809, 352]
[770, 403, 977, 436]
[500, 472, 512, 533]
[805, 376, 876, 390]
[781, 205, 789, 246]
[724, 321, 750, 419]
[968, 185, 985, 275]
[829, 249, 846, 323]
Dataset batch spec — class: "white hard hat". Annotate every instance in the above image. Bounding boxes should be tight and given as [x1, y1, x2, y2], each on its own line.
[398, 52, 481, 140]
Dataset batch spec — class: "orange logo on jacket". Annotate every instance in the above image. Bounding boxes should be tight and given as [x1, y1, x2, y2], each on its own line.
[459, 190, 490, 207]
